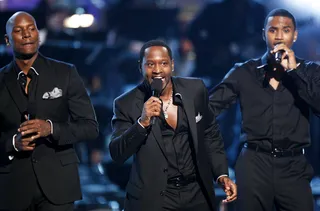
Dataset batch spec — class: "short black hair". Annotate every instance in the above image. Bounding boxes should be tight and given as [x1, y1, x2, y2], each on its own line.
[264, 8, 296, 30]
[139, 40, 173, 69]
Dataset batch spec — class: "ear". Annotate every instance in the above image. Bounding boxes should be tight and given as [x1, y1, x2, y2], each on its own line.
[171, 59, 174, 72]
[262, 29, 266, 41]
[293, 30, 298, 42]
[4, 34, 9, 46]
[138, 60, 142, 73]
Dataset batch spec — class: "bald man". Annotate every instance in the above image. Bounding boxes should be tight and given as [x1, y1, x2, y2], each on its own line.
[0, 12, 98, 211]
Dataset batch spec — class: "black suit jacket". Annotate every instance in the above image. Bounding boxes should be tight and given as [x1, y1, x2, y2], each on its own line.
[0, 54, 98, 210]
[110, 77, 228, 211]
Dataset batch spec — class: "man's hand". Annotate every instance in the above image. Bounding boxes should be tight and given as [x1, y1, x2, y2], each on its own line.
[218, 176, 237, 203]
[271, 43, 297, 70]
[14, 132, 36, 151]
[139, 96, 162, 127]
[18, 119, 51, 140]
[14, 119, 51, 151]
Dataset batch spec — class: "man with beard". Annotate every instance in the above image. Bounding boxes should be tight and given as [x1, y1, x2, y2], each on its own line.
[109, 40, 237, 211]
[209, 9, 319, 211]
[0, 12, 98, 210]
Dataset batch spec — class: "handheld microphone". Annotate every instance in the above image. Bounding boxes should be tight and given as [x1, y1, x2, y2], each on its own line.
[150, 78, 162, 125]
[275, 50, 285, 63]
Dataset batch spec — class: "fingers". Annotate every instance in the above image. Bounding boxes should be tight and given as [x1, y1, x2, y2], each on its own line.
[141, 97, 163, 125]
[20, 128, 38, 136]
[271, 44, 297, 69]
[18, 119, 50, 138]
[222, 182, 237, 203]
[227, 183, 237, 202]
[271, 44, 295, 57]
[15, 138, 36, 151]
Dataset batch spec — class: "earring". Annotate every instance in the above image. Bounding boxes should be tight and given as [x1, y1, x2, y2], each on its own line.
[172, 69, 174, 72]
[6, 43, 9, 46]
[293, 40, 296, 42]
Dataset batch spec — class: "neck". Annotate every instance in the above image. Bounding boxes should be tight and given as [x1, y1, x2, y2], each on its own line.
[161, 82, 173, 100]
[14, 52, 38, 74]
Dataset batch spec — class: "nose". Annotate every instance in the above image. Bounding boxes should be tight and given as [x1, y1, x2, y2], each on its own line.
[275, 30, 283, 40]
[22, 29, 31, 39]
[153, 64, 162, 74]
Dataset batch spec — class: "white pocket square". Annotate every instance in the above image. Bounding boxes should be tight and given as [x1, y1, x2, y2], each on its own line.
[195, 112, 202, 123]
[42, 87, 63, 99]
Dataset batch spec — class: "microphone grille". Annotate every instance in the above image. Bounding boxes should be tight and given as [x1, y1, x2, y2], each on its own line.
[151, 78, 162, 92]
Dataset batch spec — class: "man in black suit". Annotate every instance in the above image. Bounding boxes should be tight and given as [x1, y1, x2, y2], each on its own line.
[109, 40, 237, 211]
[0, 12, 98, 211]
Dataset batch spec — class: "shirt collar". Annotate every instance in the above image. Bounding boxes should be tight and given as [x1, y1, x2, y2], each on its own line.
[171, 78, 183, 106]
[14, 54, 41, 80]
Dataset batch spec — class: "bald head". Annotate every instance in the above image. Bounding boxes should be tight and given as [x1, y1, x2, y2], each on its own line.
[4, 11, 40, 60]
[6, 12, 36, 35]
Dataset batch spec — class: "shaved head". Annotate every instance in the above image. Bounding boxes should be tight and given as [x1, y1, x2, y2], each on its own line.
[4, 11, 39, 60]
[6, 11, 36, 35]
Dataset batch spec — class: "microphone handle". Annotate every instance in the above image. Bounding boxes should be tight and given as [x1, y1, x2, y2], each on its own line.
[150, 116, 156, 125]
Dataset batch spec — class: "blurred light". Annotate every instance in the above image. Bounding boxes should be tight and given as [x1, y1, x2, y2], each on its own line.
[63, 14, 95, 28]
[91, 0, 105, 9]
[75, 7, 85, 14]
[283, 0, 320, 22]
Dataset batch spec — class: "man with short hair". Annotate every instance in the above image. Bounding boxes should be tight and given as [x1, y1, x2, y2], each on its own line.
[209, 8, 319, 211]
[110, 40, 237, 211]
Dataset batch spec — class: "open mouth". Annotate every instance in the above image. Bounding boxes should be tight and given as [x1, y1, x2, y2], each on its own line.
[152, 77, 165, 83]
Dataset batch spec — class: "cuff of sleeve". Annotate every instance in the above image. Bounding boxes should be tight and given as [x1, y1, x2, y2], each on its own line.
[216, 174, 229, 184]
[12, 134, 19, 152]
[137, 117, 145, 129]
[46, 119, 53, 135]
[9, 134, 19, 160]
[51, 122, 61, 141]
[137, 117, 150, 134]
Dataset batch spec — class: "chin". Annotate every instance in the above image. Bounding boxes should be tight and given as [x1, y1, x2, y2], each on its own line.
[14, 51, 37, 60]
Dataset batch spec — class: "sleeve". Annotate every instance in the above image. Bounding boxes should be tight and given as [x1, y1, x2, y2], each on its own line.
[286, 62, 320, 116]
[209, 64, 241, 117]
[0, 129, 18, 162]
[109, 99, 150, 164]
[202, 81, 229, 181]
[50, 65, 99, 145]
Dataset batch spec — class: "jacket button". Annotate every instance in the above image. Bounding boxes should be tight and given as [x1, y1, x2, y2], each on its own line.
[163, 168, 168, 173]
[32, 158, 38, 163]
[160, 191, 165, 196]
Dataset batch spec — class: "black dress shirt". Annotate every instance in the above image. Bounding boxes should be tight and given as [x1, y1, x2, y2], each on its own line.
[159, 94, 196, 179]
[209, 53, 320, 150]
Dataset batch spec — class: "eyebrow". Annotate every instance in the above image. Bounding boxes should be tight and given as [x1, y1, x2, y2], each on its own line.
[13, 23, 35, 28]
[268, 25, 292, 29]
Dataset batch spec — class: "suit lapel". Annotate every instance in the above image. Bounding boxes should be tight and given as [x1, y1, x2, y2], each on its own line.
[173, 78, 198, 154]
[3, 62, 28, 114]
[135, 84, 167, 156]
[34, 55, 57, 113]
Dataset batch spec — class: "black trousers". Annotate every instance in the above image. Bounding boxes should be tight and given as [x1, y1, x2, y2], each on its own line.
[235, 147, 314, 211]
[162, 181, 212, 211]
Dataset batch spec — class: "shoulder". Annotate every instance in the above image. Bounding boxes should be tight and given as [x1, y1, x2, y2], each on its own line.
[43, 56, 75, 69]
[302, 60, 320, 70]
[0, 63, 12, 83]
[114, 86, 140, 106]
[0, 63, 11, 75]
[224, 58, 259, 79]
[173, 76, 205, 87]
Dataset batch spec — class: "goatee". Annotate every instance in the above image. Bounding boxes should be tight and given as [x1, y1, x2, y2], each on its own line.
[14, 51, 37, 60]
